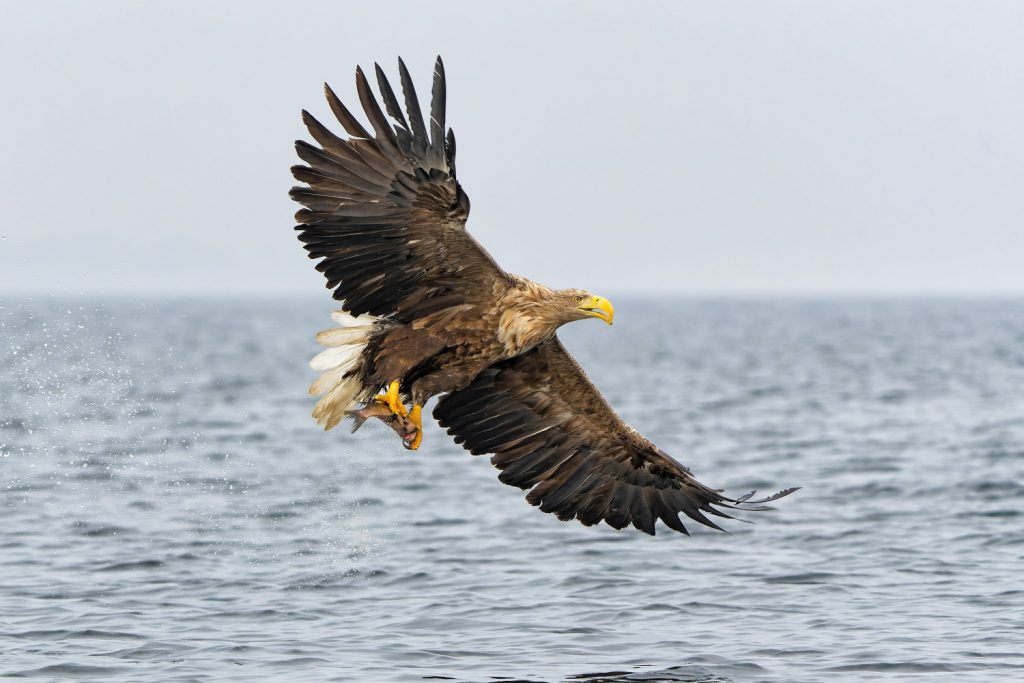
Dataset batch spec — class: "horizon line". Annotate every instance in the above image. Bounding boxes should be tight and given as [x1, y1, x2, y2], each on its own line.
[3, 289, 1024, 301]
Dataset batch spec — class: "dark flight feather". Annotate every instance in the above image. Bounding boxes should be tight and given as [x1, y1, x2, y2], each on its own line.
[375, 63, 410, 133]
[355, 66, 402, 159]
[323, 83, 373, 141]
[428, 56, 447, 167]
[397, 57, 429, 156]
[445, 128, 457, 176]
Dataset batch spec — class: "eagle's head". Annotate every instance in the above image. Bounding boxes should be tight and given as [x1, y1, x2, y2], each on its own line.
[498, 284, 615, 355]
[560, 289, 615, 325]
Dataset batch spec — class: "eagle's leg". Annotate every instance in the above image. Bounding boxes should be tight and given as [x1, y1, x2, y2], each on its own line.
[407, 404, 423, 450]
[373, 380, 422, 451]
[373, 380, 408, 418]
[403, 362, 487, 452]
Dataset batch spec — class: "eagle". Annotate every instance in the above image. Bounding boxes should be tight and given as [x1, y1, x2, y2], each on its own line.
[289, 57, 797, 535]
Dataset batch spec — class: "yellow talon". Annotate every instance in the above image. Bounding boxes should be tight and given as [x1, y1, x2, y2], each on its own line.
[408, 404, 423, 450]
[371, 382, 420, 450]
[373, 380, 407, 417]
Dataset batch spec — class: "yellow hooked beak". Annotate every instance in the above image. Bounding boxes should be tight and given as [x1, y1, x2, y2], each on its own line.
[577, 295, 614, 325]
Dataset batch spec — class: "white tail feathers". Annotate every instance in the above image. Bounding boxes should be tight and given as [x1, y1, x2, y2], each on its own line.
[309, 310, 379, 431]
[315, 326, 374, 347]
[310, 344, 363, 372]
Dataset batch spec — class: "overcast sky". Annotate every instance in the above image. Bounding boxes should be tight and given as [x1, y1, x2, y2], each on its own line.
[1, 1, 1022, 297]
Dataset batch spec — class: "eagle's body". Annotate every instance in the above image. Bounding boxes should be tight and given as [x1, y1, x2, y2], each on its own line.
[291, 57, 796, 535]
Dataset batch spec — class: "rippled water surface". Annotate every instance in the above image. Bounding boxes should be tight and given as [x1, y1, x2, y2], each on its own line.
[2, 297, 1023, 682]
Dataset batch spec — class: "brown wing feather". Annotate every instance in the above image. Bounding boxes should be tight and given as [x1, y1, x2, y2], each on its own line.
[433, 338, 798, 535]
[290, 56, 506, 321]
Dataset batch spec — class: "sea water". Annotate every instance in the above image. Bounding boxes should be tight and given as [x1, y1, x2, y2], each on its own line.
[2, 297, 1022, 682]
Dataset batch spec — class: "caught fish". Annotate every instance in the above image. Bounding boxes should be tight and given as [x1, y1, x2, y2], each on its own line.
[345, 402, 420, 450]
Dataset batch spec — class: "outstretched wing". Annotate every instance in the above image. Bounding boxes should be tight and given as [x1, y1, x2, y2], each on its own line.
[434, 338, 798, 535]
[290, 56, 506, 320]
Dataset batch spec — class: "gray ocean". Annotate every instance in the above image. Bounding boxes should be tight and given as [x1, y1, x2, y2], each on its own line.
[2, 297, 1022, 682]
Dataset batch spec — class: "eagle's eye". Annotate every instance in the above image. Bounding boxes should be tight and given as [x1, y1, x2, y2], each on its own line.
[573, 295, 583, 303]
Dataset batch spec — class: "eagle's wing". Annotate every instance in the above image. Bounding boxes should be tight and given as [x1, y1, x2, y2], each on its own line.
[290, 57, 506, 321]
[434, 338, 798, 535]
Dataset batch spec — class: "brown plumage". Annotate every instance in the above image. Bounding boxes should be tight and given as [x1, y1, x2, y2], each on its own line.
[290, 57, 797, 535]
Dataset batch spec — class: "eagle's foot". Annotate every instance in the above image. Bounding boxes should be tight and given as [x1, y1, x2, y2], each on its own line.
[373, 380, 408, 418]
[404, 404, 423, 451]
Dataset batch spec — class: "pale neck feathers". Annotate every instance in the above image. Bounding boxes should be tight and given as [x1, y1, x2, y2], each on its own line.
[497, 278, 569, 356]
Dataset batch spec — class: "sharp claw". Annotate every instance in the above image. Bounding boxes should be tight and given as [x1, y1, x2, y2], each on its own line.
[407, 404, 423, 450]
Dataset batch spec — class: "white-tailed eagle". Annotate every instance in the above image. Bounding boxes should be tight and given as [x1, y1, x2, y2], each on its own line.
[290, 57, 796, 535]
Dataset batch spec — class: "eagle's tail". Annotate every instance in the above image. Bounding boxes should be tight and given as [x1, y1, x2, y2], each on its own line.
[309, 310, 380, 430]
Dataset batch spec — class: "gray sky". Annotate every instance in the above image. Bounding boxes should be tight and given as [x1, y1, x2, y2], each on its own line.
[2, 1, 1022, 297]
